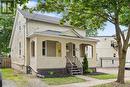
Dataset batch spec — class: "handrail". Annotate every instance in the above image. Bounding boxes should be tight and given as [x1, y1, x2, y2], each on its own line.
[66, 56, 83, 74]
[73, 56, 82, 68]
[73, 56, 83, 74]
[65, 56, 74, 66]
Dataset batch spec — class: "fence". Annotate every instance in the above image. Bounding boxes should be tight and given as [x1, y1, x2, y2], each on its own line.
[0, 58, 11, 68]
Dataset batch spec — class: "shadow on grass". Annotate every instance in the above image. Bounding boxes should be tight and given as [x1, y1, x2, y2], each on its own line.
[84, 72, 117, 80]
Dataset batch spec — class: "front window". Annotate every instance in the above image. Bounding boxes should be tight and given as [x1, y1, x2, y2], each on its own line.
[42, 40, 61, 57]
[19, 42, 21, 56]
[31, 41, 35, 57]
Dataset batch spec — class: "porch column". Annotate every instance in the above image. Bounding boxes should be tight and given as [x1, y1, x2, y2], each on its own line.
[60, 41, 67, 68]
[92, 43, 97, 67]
[61, 41, 66, 58]
[75, 43, 80, 58]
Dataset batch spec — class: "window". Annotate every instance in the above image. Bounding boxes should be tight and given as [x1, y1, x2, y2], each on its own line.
[80, 44, 93, 58]
[23, 25, 25, 30]
[31, 41, 35, 57]
[86, 45, 93, 58]
[42, 41, 46, 56]
[19, 42, 21, 56]
[112, 60, 114, 64]
[72, 44, 75, 56]
[42, 40, 61, 57]
[19, 21, 21, 31]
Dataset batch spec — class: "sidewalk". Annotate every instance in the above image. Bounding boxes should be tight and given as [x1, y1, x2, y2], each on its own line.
[49, 75, 116, 87]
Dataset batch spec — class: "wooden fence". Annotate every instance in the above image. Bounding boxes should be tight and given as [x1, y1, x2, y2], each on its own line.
[0, 58, 11, 68]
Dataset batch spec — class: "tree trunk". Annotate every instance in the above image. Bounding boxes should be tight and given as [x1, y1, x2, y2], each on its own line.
[116, 50, 127, 84]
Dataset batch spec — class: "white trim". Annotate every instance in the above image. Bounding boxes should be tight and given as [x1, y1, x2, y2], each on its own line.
[28, 33, 99, 42]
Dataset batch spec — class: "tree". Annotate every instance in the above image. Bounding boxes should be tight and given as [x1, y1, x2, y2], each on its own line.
[82, 55, 88, 74]
[0, 0, 27, 55]
[5, 0, 130, 84]
[0, 15, 14, 56]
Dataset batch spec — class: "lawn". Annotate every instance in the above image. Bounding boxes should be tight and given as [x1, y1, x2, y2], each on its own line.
[93, 82, 130, 87]
[2, 68, 28, 87]
[43, 76, 86, 85]
[87, 73, 117, 80]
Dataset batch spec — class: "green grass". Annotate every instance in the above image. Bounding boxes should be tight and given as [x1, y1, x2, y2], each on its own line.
[43, 76, 86, 85]
[2, 68, 28, 87]
[87, 74, 117, 80]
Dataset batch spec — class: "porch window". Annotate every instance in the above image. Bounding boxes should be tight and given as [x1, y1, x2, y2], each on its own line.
[42, 40, 61, 57]
[86, 45, 93, 58]
[80, 44, 93, 58]
[31, 41, 35, 57]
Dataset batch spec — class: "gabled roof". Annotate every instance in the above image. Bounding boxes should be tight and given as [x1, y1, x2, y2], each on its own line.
[18, 9, 70, 26]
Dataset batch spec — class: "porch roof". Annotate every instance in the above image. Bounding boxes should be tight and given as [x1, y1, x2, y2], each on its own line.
[27, 30, 99, 42]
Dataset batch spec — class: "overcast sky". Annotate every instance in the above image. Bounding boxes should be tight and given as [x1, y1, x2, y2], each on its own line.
[26, 0, 127, 36]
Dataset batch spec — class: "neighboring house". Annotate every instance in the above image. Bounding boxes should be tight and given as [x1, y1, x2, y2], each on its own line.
[9, 9, 98, 76]
[90, 36, 119, 68]
[123, 30, 130, 68]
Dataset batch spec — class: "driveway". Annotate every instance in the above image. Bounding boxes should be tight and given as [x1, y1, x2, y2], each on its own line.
[97, 68, 130, 78]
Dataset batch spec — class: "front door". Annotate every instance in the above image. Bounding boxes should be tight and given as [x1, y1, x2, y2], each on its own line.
[66, 43, 75, 62]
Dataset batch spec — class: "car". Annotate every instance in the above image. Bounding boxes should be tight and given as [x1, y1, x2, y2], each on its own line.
[125, 61, 130, 69]
[0, 70, 2, 87]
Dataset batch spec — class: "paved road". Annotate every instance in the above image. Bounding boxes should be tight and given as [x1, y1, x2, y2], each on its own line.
[27, 78, 48, 87]
[2, 78, 48, 87]
[3, 80, 16, 87]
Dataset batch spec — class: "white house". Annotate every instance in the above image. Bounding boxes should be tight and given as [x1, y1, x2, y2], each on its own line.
[9, 9, 98, 76]
[90, 36, 119, 68]
[123, 30, 130, 68]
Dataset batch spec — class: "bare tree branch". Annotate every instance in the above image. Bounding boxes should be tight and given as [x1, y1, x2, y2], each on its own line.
[119, 28, 125, 43]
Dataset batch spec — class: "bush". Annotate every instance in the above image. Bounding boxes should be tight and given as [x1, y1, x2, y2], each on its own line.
[82, 55, 89, 74]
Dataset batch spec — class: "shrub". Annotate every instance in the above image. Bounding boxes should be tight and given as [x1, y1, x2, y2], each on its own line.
[82, 55, 89, 74]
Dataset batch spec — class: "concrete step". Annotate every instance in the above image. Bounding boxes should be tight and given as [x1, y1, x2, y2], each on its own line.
[71, 69, 81, 72]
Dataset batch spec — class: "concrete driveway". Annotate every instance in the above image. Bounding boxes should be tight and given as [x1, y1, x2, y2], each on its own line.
[97, 68, 130, 78]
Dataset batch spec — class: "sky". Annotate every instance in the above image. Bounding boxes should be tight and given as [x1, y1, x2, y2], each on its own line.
[26, 0, 126, 36]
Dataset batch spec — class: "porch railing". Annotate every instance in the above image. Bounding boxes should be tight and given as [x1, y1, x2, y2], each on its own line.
[66, 56, 74, 74]
[66, 56, 73, 66]
[73, 56, 82, 68]
[66, 56, 83, 74]
[73, 56, 83, 73]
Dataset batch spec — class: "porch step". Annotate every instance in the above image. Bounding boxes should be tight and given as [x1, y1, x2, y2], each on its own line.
[71, 70, 81, 73]
[67, 63, 82, 75]
[72, 71, 82, 75]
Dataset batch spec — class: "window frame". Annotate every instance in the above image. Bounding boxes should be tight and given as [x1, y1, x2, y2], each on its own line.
[42, 41, 47, 56]
[31, 41, 35, 57]
[19, 42, 21, 56]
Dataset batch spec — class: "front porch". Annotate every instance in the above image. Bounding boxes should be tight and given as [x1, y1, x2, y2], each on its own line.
[29, 34, 97, 76]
